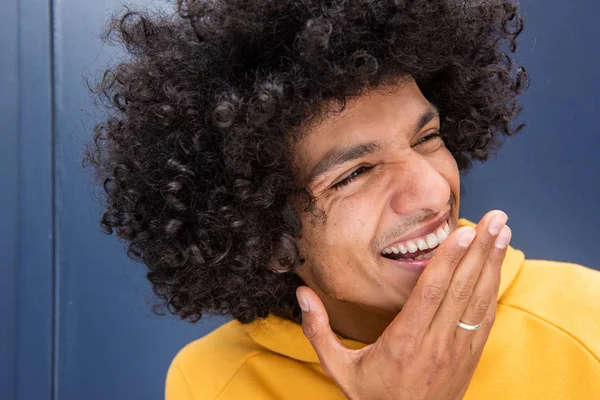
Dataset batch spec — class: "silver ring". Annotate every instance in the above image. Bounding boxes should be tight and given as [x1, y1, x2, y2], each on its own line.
[457, 320, 482, 331]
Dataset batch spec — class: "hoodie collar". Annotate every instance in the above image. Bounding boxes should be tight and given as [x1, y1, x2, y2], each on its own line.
[242, 218, 524, 364]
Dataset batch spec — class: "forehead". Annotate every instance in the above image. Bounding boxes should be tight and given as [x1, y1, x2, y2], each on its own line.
[293, 81, 434, 183]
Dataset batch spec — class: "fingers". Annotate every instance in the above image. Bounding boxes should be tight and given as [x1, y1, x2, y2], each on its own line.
[455, 225, 511, 347]
[430, 211, 508, 340]
[296, 286, 351, 380]
[384, 225, 476, 343]
[470, 246, 505, 353]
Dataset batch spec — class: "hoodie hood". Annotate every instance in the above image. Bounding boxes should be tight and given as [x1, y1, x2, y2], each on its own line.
[242, 218, 525, 364]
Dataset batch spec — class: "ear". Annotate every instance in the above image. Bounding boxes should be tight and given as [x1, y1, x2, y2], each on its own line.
[268, 235, 305, 273]
[268, 256, 291, 273]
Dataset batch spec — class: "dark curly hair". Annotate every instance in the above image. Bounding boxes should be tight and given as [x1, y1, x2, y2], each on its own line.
[84, 0, 529, 325]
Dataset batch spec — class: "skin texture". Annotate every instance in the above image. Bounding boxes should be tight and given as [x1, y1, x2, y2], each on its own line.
[292, 82, 514, 399]
[297, 212, 512, 399]
[293, 81, 461, 344]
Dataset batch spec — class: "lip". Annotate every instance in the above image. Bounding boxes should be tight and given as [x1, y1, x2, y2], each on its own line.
[382, 251, 436, 272]
[381, 209, 451, 253]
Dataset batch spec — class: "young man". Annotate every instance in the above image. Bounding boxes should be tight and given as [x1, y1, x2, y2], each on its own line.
[86, 0, 600, 398]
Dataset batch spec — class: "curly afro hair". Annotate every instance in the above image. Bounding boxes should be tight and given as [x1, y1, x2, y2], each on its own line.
[84, 0, 529, 324]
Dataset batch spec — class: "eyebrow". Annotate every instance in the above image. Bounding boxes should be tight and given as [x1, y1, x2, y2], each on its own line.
[416, 106, 440, 135]
[305, 105, 440, 188]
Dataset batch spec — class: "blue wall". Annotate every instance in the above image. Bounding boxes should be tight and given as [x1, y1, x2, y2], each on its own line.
[2, 0, 54, 399]
[1, 0, 20, 398]
[1, 0, 598, 399]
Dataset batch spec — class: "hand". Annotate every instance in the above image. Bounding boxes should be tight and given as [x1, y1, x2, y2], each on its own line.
[296, 210, 512, 400]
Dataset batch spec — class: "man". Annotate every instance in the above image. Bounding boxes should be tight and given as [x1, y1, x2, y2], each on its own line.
[86, 0, 600, 398]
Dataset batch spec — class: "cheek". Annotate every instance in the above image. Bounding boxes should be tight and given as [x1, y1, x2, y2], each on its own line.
[296, 197, 379, 289]
[440, 149, 460, 189]
[325, 198, 376, 247]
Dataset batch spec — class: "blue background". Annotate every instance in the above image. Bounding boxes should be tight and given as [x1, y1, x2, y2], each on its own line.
[1, 0, 598, 399]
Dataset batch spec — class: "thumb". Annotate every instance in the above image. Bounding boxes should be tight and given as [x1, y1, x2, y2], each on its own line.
[296, 286, 351, 380]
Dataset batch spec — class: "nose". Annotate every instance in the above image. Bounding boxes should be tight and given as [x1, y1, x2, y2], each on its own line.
[386, 153, 451, 217]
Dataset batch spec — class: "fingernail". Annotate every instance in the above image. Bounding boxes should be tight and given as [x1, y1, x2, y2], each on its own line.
[495, 225, 512, 249]
[488, 212, 508, 236]
[296, 291, 310, 312]
[458, 227, 476, 247]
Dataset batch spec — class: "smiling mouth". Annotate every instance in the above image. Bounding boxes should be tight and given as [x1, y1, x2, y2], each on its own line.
[380, 219, 450, 261]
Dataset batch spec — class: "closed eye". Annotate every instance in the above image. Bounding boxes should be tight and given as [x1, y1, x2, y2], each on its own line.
[331, 166, 373, 190]
[330, 133, 442, 191]
[412, 132, 442, 147]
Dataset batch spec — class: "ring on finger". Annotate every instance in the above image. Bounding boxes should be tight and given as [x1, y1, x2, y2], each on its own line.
[457, 320, 482, 331]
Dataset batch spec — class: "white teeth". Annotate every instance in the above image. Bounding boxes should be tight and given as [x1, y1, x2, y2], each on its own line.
[436, 227, 447, 243]
[406, 241, 418, 253]
[399, 244, 408, 254]
[425, 233, 438, 249]
[381, 220, 451, 256]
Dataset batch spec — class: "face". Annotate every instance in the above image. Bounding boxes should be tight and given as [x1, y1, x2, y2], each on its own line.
[292, 80, 460, 318]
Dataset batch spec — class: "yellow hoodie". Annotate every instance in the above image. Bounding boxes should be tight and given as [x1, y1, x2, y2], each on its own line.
[165, 218, 600, 399]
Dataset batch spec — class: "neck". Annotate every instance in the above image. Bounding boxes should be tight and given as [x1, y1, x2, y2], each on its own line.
[317, 289, 398, 345]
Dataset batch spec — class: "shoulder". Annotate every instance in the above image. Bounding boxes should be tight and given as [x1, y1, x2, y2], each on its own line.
[499, 259, 600, 361]
[165, 320, 265, 400]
